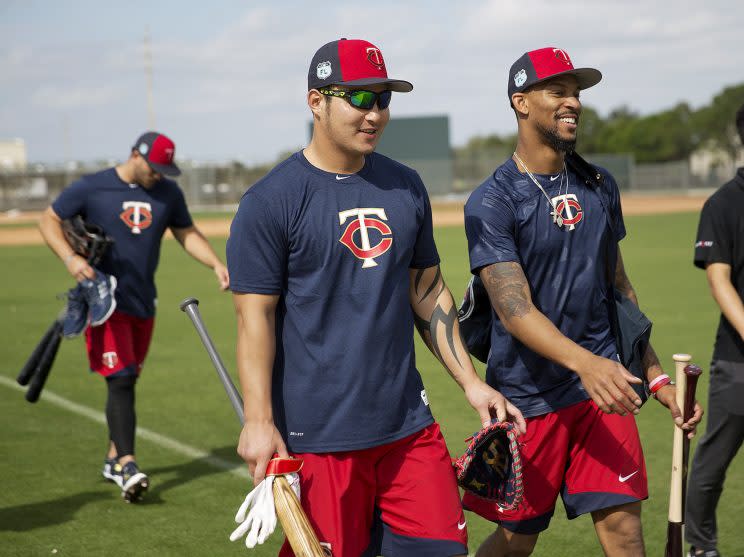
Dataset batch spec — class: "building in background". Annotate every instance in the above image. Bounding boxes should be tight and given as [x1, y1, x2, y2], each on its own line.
[307, 115, 453, 196]
[0, 139, 27, 171]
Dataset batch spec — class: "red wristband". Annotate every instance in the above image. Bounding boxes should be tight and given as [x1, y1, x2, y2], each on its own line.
[649, 374, 671, 394]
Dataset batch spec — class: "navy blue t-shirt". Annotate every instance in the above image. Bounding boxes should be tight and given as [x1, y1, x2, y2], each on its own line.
[227, 151, 439, 452]
[464, 158, 626, 418]
[52, 168, 193, 318]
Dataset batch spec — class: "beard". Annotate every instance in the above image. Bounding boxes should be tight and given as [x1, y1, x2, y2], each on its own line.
[536, 121, 576, 153]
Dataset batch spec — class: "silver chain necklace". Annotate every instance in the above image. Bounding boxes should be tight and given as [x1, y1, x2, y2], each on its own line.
[513, 151, 568, 228]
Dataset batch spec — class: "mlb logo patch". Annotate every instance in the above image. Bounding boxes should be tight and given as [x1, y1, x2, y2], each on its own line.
[316, 61, 332, 80]
[103, 351, 119, 369]
[514, 69, 527, 87]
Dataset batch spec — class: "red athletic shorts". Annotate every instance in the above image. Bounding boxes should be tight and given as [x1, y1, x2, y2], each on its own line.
[463, 399, 648, 534]
[85, 310, 154, 378]
[279, 422, 468, 557]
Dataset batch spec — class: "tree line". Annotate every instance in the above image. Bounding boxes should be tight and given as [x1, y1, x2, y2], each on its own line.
[455, 82, 744, 163]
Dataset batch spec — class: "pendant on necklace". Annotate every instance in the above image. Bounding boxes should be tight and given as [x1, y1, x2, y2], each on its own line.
[551, 211, 564, 228]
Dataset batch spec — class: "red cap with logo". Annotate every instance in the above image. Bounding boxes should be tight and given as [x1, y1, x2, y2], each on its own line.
[308, 38, 413, 93]
[132, 131, 181, 176]
[507, 47, 602, 101]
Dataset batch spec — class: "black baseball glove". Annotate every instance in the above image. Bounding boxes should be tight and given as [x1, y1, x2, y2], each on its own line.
[62, 215, 114, 266]
[453, 420, 524, 510]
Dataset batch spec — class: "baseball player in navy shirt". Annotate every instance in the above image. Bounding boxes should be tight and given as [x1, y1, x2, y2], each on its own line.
[462, 48, 702, 555]
[39, 132, 229, 502]
[227, 38, 525, 556]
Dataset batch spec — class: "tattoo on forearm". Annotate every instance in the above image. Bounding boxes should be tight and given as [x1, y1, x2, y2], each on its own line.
[414, 303, 462, 367]
[642, 343, 662, 374]
[414, 267, 444, 302]
[614, 254, 638, 302]
[483, 262, 531, 319]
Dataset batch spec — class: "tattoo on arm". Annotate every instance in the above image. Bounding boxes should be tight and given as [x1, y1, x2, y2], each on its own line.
[414, 303, 462, 367]
[482, 262, 532, 319]
[614, 251, 637, 302]
[412, 266, 461, 367]
[642, 342, 663, 376]
[414, 267, 444, 302]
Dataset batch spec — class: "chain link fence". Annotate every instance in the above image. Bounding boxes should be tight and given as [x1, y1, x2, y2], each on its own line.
[0, 153, 727, 213]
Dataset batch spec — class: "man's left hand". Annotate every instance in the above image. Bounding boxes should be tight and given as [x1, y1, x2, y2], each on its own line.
[654, 384, 704, 439]
[464, 380, 527, 435]
[214, 263, 230, 290]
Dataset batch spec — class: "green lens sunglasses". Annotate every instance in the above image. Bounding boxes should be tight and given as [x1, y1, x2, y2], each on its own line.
[319, 88, 392, 110]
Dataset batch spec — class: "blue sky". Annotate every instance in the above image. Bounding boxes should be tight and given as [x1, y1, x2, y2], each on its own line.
[2, 0, 743, 164]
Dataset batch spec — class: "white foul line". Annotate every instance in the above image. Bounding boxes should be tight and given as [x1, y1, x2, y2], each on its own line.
[0, 375, 250, 480]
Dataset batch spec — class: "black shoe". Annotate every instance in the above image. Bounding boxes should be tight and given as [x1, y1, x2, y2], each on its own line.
[688, 547, 721, 557]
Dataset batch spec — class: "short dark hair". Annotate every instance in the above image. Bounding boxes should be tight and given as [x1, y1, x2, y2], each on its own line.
[736, 103, 744, 145]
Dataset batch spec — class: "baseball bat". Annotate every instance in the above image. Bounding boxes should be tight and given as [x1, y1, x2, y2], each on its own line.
[180, 298, 325, 557]
[25, 321, 64, 403]
[17, 319, 59, 386]
[664, 354, 703, 557]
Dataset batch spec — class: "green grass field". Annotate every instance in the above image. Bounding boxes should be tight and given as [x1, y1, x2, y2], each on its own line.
[1, 212, 742, 556]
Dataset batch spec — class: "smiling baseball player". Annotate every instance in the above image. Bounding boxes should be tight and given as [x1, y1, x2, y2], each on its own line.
[227, 38, 525, 556]
[461, 47, 702, 556]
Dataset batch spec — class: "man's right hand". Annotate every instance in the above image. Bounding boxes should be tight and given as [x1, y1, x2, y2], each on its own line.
[576, 355, 643, 415]
[237, 420, 289, 485]
[66, 254, 95, 282]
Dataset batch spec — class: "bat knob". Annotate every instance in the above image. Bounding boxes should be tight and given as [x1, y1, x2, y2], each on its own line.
[684, 364, 703, 377]
[672, 353, 692, 363]
[179, 297, 200, 312]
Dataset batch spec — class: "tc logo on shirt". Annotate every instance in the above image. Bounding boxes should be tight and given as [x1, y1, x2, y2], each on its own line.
[338, 208, 393, 268]
[120, 201, 153, 234]
[551, 193, 583, 230]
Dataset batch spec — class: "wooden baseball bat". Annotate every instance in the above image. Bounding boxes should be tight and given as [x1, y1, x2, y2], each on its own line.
[664, 354, 702, 557]
[180, 298, 326, 557]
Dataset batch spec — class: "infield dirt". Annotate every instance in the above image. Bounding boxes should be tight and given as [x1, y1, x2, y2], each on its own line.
[0, 194, 707, 246]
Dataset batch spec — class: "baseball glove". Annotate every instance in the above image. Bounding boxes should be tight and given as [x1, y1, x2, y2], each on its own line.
[62, 215, 114, 266]
[453, 420, 524, 510]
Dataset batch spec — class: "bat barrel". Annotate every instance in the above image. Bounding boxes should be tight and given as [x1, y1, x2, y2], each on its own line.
[17, 320, 59, 386]
[180, 297, 245, 424]
[273, 476, 327, 556]
[683, 364, 702, 423]
[25, 322, 63, 403]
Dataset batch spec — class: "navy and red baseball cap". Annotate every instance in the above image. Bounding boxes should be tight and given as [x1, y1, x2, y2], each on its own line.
[308, 38, 413, 93]
[508, 47, 602, 101]
[132, 131, 181, 176]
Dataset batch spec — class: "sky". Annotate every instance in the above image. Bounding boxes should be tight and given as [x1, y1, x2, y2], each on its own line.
[2, 0, 743, 165]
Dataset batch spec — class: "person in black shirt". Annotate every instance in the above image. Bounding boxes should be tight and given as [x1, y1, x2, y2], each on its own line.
[687, 103, 744, 557]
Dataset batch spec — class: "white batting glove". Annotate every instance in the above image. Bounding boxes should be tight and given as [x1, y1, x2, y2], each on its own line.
[229, 476, 277, 548]
[286, 471, 301, 500]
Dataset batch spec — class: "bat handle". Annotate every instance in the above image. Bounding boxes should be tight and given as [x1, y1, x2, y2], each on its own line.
[179, 297, 245, 425]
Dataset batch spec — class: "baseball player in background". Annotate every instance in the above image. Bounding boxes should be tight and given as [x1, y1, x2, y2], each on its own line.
[462, 47, 702, 556]
[39, 131, 229, 502]
[686, 103, 744, 557]
[227, 38, 525, 556]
